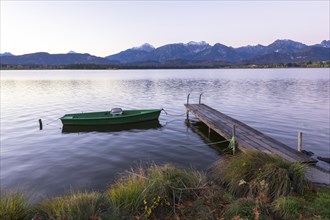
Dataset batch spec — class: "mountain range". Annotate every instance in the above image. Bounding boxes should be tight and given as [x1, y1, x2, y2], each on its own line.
[1, 39, 329, 67]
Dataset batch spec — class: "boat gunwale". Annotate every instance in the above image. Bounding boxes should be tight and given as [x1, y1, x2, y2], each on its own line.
[60, 109, 162, 121]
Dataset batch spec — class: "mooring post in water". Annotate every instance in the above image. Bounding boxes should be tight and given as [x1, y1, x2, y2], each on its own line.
[39, 119, 43, 130]
[199, 93, 203, 104]
[298, 131, 302, 152]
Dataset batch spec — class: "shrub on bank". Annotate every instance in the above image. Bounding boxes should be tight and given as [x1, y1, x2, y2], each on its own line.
[106, 164, 206, 218]
[213, 151, 309, 200]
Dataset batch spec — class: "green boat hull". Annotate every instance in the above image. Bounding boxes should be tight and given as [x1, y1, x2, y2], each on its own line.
[60, 109, 162, 126]
[62, 120, 161, 133]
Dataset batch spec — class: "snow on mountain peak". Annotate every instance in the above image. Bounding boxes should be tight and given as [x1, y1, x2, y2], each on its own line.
[320, 40, 330, 48]
[185, 41, 211, 53]
[0, 52, 14, 56]
[68, 51, 77, 54]
[187, 41, 209, 46]
[133, 43, 155, 52]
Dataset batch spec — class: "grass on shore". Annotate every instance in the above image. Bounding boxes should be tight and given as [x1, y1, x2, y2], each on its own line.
[33, 191, 103, 220]
[106, 164, 206, 218]
[0, 191, 31, 220]
[213, 150, 309, 200]
[2, 151, 330, 220]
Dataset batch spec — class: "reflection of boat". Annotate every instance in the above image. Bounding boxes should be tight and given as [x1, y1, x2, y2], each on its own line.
[62, 119, 162, 133]
[60, 108, 162, 126]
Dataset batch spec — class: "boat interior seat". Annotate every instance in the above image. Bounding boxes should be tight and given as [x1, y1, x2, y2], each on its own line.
[111, 108, 123, 116]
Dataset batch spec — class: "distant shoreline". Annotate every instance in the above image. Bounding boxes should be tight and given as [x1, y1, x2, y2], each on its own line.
[1, 61, 329, 70]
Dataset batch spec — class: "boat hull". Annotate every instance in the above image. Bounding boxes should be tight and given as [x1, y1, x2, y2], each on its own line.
[62, 119, 161, 133]
[60, 109, 162, 126]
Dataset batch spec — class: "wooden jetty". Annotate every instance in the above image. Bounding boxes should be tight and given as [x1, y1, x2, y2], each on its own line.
[185, 101, 317, 164]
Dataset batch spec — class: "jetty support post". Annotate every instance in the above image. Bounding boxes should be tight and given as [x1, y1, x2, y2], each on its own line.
[186, 93, 190, 120]
[199, 93, 203, 104]
[232, 124, 236, 137]
[186, 93, 190, 105]
[39, 119, 43, 130]
[232, 124, 236, 154]
[298, 132, 302, 152]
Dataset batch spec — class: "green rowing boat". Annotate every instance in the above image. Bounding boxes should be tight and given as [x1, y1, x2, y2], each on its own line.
[60, 108, 162, 126]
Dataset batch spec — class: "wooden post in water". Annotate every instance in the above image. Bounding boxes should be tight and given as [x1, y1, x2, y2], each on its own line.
[186, 93, 190, 120]
[39, 119, 43, 130]
[208, 127, 211, 138]
[298, 132, 302, 152]
[232, 124, 236, 137]
[232, 124, 236, 154]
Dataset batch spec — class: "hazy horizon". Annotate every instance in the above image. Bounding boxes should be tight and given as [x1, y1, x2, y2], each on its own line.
[1, 39, 329, 57]
[1, 1, 329, 56]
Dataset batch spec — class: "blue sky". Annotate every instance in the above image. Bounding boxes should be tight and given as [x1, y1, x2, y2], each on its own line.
[1, 1, 329, 56]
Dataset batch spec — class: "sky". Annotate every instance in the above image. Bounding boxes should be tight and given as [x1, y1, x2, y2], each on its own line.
[1, 0, 329, 57]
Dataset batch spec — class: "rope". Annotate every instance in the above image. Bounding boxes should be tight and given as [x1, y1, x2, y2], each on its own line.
[46, 123, 62, 130]
[180, 139, 229, 148]
[162, 108, 186, 117]
[166, 112, 186, 116]
[46, 118, 60, 125]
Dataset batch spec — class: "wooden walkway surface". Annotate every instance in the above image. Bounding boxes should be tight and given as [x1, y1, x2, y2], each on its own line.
[185, 104, 317, 163]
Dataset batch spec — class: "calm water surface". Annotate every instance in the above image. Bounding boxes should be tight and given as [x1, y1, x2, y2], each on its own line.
[1, 69, 329, 200]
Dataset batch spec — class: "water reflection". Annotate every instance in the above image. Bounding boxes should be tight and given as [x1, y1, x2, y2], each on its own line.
[1, 69, 329, 200]
[185, 120, 229, 153]
[62, 120, 162, 133]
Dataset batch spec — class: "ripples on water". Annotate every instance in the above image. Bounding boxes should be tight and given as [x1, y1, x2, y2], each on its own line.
[1, 69, 329, 200]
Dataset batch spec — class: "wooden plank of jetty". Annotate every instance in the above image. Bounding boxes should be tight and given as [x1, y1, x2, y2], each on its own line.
[185, 104, 317, 163]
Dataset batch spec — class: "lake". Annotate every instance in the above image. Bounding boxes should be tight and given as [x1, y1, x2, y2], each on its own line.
[1, 68, 329, 201]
